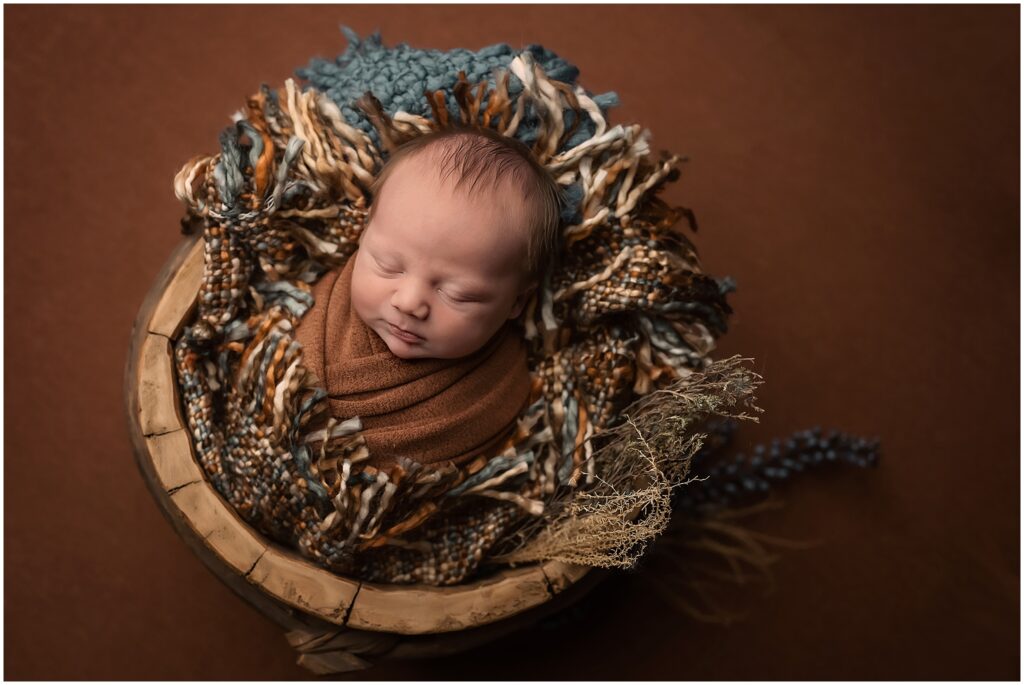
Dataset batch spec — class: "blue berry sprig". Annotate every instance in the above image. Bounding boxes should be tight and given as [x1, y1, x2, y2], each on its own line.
[676, 419, 881, 515]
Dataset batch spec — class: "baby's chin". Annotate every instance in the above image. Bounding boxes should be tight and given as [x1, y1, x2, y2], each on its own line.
[386, 338, 468, 360]
[385, 338, 430, 359]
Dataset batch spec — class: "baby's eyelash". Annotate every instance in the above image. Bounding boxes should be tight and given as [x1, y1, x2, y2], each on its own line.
[374, 262, 402, 274]
[438, 289, 475, 304]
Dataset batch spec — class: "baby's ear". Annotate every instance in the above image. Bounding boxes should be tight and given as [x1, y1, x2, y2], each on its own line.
[509, 282, 537, 320]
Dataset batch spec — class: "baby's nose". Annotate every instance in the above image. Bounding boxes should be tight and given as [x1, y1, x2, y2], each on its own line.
[391, 284, 430, 320]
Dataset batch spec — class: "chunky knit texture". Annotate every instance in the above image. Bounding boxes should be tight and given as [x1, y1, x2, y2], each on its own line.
[296, 27, 619, 151]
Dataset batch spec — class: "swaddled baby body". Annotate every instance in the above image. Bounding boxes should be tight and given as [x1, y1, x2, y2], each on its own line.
[296, 126, 562, 469]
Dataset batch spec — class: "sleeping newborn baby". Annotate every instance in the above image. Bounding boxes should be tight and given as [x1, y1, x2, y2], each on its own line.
[296, 126, 562, 470]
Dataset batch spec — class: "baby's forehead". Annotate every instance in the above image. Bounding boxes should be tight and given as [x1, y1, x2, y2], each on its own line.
[397, 150, 519, 197]
[371, 146, 536, 274]
[383, 154, 528, 221]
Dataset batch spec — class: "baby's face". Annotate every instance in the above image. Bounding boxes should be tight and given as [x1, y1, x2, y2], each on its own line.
[351, 156, 533, 360]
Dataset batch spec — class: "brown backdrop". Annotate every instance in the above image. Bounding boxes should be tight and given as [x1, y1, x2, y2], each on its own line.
[4, 4, 1019, 680]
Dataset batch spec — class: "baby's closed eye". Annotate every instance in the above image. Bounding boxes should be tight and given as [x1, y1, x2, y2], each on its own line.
[438, 289, 481, 304]
[372, 257, 403, 275]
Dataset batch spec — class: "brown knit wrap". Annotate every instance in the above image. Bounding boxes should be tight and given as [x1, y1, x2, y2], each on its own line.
[294, 254, 532, 469]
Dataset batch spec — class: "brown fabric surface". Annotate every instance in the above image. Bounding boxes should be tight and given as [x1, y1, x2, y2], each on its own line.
[3, 5, 1017, 680]
[294, 255, 532, 468]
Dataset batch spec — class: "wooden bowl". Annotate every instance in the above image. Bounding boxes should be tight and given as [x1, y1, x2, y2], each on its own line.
[124, 234, 600, 673]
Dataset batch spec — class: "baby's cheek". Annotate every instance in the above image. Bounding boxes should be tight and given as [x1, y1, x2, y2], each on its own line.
[349, 270, 378, 319]
[463, 311, 503, 352]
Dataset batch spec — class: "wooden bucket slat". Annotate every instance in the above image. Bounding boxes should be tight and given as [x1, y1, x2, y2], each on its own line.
[297, 650, 373, 674]
[540, 560, 593, 595]
[248, 547, 358, 625]
[137, 333, 183, 436]
[148, 429, 204, 492]
[347, 564, 552, 634]
[170, 480, 268, 577]
[148, 237, 204, 339]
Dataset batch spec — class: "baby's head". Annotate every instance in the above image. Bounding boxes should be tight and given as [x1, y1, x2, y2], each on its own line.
[351, 126, 562, 360]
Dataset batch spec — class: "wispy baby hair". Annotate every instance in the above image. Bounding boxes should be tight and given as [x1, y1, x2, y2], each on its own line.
[366, 125, 564, 283]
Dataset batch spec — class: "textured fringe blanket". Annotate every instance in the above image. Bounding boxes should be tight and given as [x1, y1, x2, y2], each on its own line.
[169, 29, 872, 588]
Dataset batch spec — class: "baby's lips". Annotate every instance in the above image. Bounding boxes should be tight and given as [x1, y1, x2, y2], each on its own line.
[387, 321, 426, 342]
